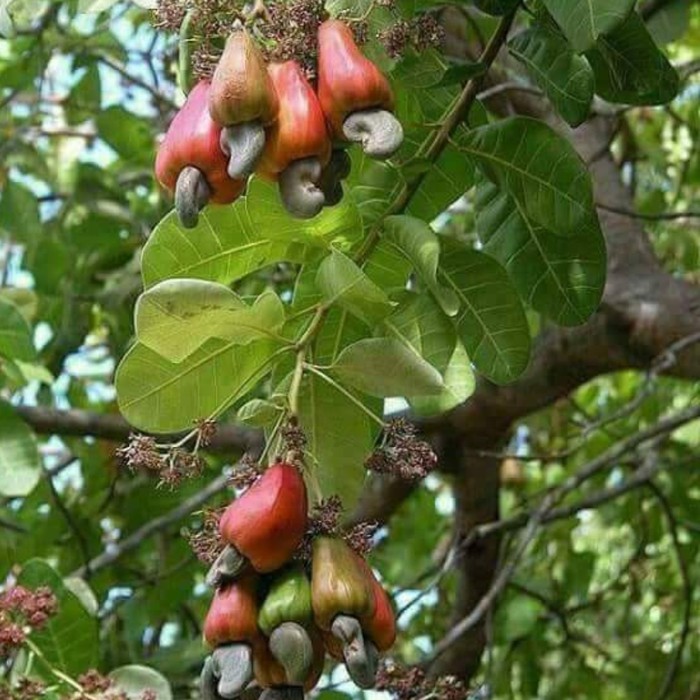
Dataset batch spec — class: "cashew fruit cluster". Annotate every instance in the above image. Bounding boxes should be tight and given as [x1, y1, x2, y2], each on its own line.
[200, 463, 396, 699]
[156, 19, 403, 228]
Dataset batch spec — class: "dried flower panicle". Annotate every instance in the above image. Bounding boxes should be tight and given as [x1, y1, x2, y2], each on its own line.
[228, 454, 261, 490]
[280, 418, 308, 459]
[184, 507, 226, 564]
[365, 418, 437, 482]
[195, 418, 217, 447]
[72, 670, 157, 700]
[117, 433, 205, 489]
[296, 495, 343, 561]
[154, 0, 187, 30]
[344, 520, 379, 555]
[376, 662, 469, 700]
[0, 585, 58, 656]
[0, 678, 47, 700]
[379, 14, 445, 58]
[265, 0, 326, 77]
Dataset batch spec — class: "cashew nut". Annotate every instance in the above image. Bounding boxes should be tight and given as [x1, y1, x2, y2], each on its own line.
[211, 643, 254, 699]
[205, 545, 246, 588]
[331, 614, 378, 689]
[269, 622, 314, 686]
[278, 157, 325, 219]
[200, 656, 222, 700]
[175, 166, 211, 229]
[220, 121, 266, 179]
[342, 109, 404, 159]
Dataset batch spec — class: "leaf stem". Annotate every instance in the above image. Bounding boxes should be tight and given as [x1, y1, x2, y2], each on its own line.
[303, 364, 386, 428]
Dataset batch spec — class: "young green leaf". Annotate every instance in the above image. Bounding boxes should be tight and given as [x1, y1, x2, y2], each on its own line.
[0, 297, 35, 361]
[316, 250, 395, 326]
[116, 339, 277, 433]
[0, 400, 41, 497]
[509, 27, 594, 127]
[330, 338, 444, 398]
[297, 373, 375, 508]
[439, 246, 531, 383]
[476, 181, 606, 325]
[384, 293, 475, 414]
[141, 205, 314, 289]
[586, 12, 680, 106]
[542, 0, 636, 52]
[459, 117, 598, 237]
[135, 280, 285, 362]
[383, 215, 459, 316]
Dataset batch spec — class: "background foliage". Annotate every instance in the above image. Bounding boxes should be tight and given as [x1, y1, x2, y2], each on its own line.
[0, 0, 699, 698]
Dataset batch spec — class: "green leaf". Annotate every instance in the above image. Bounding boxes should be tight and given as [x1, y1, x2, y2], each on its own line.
[316, 250, 395, 326]
[384, 294, 475, 414]
[383, 215, 459, 316]
[542, 0, 636, 52]
[18, 559, 98, 676]
[509, 27, 594, 127]
[476, 181, 606, 325]
[66, 63, 101, 126]
[297, 373, 374, 508]
[405, 144, 476, 223]
[331, 338, 444, 398]
[246, 177, 363, 249]
[0, 297, 35, 361]
[348, 156, 404, 228]
[0, 179, 42, 246]
[647, 0, 690, 45]
[586, 12, 679, 106]
[236, 399, 283, 427]
[135, 280, 285, 362]
[142, 205, 313, 289]
[474, 0, 520, 16]
[115, 339, 278, 433]
[0, 400, 41, 497]
[439, 246, 531, 383]
[96, 106, 153, 165]
[109, 665, 173, 700]
[459, 117, 598, 237]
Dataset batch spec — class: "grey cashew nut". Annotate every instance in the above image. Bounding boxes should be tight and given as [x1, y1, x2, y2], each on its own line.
[211, 643, 254, 699]
[200, 656, 223, 700]
[318, 149, 352, 207]
[331, 614, 379, 689]
[220, 121, 265, 179]
[205, 545, 246, 588]
[175, 166, 211, 229]
[342, 109, 404, 159]
[269, 622, 314, 686]
[278, 157, 325, 219]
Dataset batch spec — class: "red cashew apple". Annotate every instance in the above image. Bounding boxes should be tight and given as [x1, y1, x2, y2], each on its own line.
[257, 60, 331, 219]
[209, 24, 279, 178]
[354, 554, 397, 652]
[209, 462, 308, 584]
[154, 80, 244, 229]
[317, 19, 403, 158]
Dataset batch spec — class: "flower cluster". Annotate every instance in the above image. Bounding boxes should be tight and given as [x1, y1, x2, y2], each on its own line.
[376, 662, 469, 700]
[365, 418, 438, 482]
[73, 670, 157, 700]
[0, 679, 47, 700]
[184, 507, 226, 564]
[117, 433, 205, 488]
[0, 585, 58, 657]
[378, 15, 445, 58]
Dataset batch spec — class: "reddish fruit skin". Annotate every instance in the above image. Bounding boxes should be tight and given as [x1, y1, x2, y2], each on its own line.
[257, 61, 331, 181]
[311, 537, 375, 631]
[209, 29, 279, 127]
[254, 626, 325, 690]
[155, 81, 244, 205]
[317, 20, 395, 137]
[203, 576, 260, 648]
[354, 555, 397, 652]
[219, 463, 308, 573]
